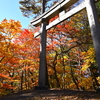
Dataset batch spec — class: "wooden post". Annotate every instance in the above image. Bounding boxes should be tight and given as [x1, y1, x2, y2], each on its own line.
[85, 0, 100, 91]
[38, 18, 49, 89]
[35, 0, 49, 90]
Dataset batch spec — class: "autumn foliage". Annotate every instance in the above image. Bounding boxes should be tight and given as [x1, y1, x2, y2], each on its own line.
[0, 10, 100, 96]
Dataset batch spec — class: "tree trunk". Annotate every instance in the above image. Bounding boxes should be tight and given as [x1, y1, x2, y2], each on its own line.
[70, 64, 80, 90]
[53, 67, 60, 88]
[20, 70, 23, 90]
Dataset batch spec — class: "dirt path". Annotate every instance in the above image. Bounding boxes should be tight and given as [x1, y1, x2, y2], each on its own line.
[0, 89, 100, 100]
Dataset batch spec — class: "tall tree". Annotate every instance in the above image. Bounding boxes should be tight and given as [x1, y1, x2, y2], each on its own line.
[19, 0, 59, 18]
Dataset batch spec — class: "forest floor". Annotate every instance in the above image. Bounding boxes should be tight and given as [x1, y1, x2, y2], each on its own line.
[0, 89, 100, 100]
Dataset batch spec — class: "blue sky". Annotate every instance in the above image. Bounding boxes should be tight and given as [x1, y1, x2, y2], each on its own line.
[0, 0, 32, 28]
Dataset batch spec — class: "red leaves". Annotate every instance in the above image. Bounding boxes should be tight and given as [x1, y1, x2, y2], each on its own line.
[65, 25, 69, 28]
[20, 29, 33, 38]
[56, 25, 62, 28]
[0, 74, 10, 79]
[2, 83, 13, 89]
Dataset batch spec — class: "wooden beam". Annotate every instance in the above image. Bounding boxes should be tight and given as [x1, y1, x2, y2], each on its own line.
[34, 1, 86, 37]
[34, 31, 40, 38]
[46, 1, 86, 30]
[30, 0, 78, 27]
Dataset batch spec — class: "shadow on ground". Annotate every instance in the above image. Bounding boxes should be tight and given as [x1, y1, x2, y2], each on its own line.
[0, 89, 100, 100]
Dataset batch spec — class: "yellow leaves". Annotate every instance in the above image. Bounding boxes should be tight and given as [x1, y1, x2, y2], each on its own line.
[49, 53, 56, 57]
[19, 59, 36, 70]
[81, 64, 90, 71]
[10, 79, 20, 82]
[65, 66, 70, 69]
[0, 82, 3, 87]
[56, 66, 63, 73]
[97, 77, 100, 84]
[19, 59, 32, 64]
[97, 76, 100, 80]
[0, 19, 22, 39]
[63, 56, 68, 59]
[69, 83, 76, 88]
[81, 47, 96, 71]
[79, 77, 92, 89]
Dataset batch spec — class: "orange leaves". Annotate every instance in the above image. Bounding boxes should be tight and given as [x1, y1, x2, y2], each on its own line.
[0, 73, 10, 79]
[0, 19, 22, 39]
[14, 29, 34, 45]
[0, 19, 41, 94]
[48, 68, 54, 75]
[68, 39, 77, 43]
[65, 24, 69, 28]
[0, 19, 22, 93]
[56, 25, 62, 28]
[67, 38, 77, 44]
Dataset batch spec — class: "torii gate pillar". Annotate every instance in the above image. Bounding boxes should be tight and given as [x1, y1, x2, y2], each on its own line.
[35, 18, 49, 90]
[39, 18, 49, 89]
[35, 0, 49, 90]
[85, 0, 100, 91]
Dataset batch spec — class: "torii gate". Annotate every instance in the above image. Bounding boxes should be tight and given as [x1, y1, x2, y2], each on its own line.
[30, 0, 100, 90]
